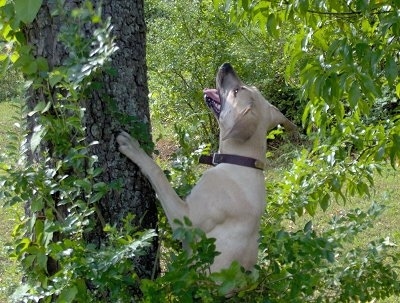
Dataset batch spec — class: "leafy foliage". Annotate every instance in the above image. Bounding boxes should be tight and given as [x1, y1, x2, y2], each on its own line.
[214, 0, 400, 159]
[146, 0, 306, 149]
[0, 2, 156, 302]
[146, 0, 400, 302]
[141, 208, 400, 302]
[141, 219, 260, 302]
[1, 0, 400, 302]
[207, 0, 400, 213]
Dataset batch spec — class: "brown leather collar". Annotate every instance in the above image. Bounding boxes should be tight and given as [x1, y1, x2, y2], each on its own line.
[199, 153, 265, 170]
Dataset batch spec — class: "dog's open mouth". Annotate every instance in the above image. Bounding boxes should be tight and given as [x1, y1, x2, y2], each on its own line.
[203, 88, 221, 118]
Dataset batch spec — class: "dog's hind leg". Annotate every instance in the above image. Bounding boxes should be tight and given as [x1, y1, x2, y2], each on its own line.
[117, 131, 189, 228]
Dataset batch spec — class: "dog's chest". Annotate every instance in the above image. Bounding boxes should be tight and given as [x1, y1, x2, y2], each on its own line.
[187, 164, 265, 232]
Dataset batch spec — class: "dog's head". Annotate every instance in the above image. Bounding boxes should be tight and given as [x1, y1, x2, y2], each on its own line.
[204, 63, 296, 143]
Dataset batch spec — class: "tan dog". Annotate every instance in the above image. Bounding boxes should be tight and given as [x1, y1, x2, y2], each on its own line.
[117, 63, 296, 272]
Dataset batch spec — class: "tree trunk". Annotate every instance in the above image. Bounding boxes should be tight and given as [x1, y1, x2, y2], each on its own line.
[86, 0, 159, 279]
[23, 0, 158, 290]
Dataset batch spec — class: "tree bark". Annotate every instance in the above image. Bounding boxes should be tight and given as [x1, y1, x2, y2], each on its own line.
[86, 0, 159, 279]
[23, 0, 158, 289]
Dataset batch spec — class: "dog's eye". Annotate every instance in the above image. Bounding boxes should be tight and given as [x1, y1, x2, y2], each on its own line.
[233, 86, 245, 97]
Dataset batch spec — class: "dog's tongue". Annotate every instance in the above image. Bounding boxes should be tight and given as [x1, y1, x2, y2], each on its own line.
[203, 88, 220, 103]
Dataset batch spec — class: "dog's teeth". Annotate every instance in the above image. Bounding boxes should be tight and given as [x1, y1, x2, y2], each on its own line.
[205, 96, 221, 117]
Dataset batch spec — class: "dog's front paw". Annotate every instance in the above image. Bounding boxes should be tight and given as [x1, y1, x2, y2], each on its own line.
[117, 131, 142, 158]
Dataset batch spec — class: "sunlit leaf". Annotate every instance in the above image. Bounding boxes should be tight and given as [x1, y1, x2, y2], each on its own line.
[30, 124, 47, 153]
[396, 83, 400, 98]
[49, 70, 65, 87]
[28, 101, 48, 116]
[267, 13, 278, 38]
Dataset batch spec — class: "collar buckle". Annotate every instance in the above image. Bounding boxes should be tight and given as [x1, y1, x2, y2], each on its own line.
[211, 153, 218, 166]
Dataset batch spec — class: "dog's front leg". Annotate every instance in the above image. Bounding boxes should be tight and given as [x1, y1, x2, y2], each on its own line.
[117, 131, 189, 228]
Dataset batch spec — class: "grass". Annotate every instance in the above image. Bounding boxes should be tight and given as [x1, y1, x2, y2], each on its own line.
[272, 168, 400, 242]
[0, 204, 22, 302]
[0, 101, 23, 303]
[0, 101, 20, 148]
[265, 158, 400, 302]
[312, 170, 399, 303]
[0, 101, 399, 302]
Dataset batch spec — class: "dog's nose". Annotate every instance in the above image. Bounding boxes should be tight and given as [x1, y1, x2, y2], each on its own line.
[220, 62, 233, 72]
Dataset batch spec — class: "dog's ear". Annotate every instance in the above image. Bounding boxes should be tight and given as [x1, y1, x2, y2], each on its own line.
[222, 104, 258, 142]
[266, 104, 297, 132]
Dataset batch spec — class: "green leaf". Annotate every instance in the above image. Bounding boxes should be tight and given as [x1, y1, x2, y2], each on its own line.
[359, 73, 381, 100]
[183, 216, 193, 227]
[241, 0, 249, 11]
[298, 0, 309, 15]
[304, 220, 313, 232]
[10, 51, 19, 63]
[56, 286, 78, 303]
[49, 70, 65, 87]
[374, 145, 385, 161]
[31, 197, 44, 212]
[356, 0, 370, 13]
[396, 83, 400, 98]
[15, 238, 31, 254]
[305, 199, 317, 216]
[385, 56, 397, 86]
[319, 193, 330, 212]
[22, 60, 37, 75]
[14, 0, 43, 24]
[36, 56, 48, 72]
[348, 81, 361, 108]
[211, 261, 244, 296]
[88, 192, 104, 204]
[390, 134, 400, 168]
[28, 101, 50, 116]
[0, 0, 6, 7]
[267, 14, 278, 38]
[356, 181, 370, 197]
[74, 179, 92, 193]
[93, 181, 108, 192]
[36, 251, 48, 271]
